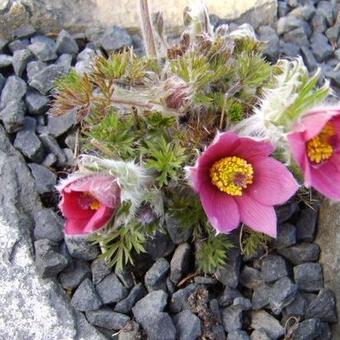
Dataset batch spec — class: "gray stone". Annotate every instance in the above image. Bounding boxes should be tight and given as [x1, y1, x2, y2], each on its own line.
[116, 269, 134, 289]
[25, 91, 49, 115]
[22, 116, 37, 131]
[12, 25, 36, 39]
[311, 13, 328, 33]
[132, 290, 168, 323]
[26, 60, 46, 80]
[28, 39, 57, 62]
[257, 25, 279, 62]
[46, 110, 77, 137]
[317, 1, 336, 26]
[114, 283, 146, 314]
[0, 74, 5, 93]
[42, 153, 57, 167]
[0, 75, 27, 109]
[142, 312, 176, 340]
[165, 215, 192, 244]
[300, 46, 318, 71]
[28, 163, 57, 194]
[283, 27, 309, 46]
[276, 202, 298, 224]
[293, 318, 322, 340]
[218, 287, 243, 307]
[29, 64, 66, 94]
[96, 273, 129, 304]
[91, 258, 111, 284]
[59, 260, 91, 289]
[315, 322, 332, 340]
[33, 208, 64, 242]
[170, 284, 198, 313]
[240, 266, 262, 289]
[1, 100, 26, 133]
[278, 2, 289, 17]
[170, 243, 191, 284]
[117, 321, 141, 340]
[12, 49, 33, 77]
[284, 292, 307, 318]
[251, 310, 285, 339]
[194, 276, 217, 285]
[34, 238, 68, 278]
[271, 223, 296, 249]
[250, 329, 271, 340]
[0, 39, 7, 52]
[269, 276, 298, 314]
[14, 130, 44, 162]
[233, 297, 252, 311]
[56, 53, 73, 73]
[77, 47, 97, 62]
[279, 41, 300, 57]
[305, 289, 337, 322]
[56, 30, 79, 55]
[173, 310, 202, 340]
[86, 308, 130, 330]
[290, 4, 315, 20]
[99, 26, 132, 53]
[222, 305, 243, 333]
[252, 284, 270, 310]
[210, 298, 222, 323]
[71, 278, 103, 311]
[334, 49, 340, 61]
[227, 330, 250, 340]
[261, 255, 288, 283]
[40, 134, 67, 167]
[0, 54, 13, 68]
[65, 131, 77, 150]
[145, 257, 170, 291]
[8, 38, 30, 53]
[277, 16, 304, 35]
[311, 33, 333, 62]
[215, 247, 241, 288]
[65, 236, 100, 260]
[326, 25, 340, 45]
[277, 243, 320, 265]
[296, 207, 318, 242]
[294, 263, 324, 292]
[144, 230, 175, 260]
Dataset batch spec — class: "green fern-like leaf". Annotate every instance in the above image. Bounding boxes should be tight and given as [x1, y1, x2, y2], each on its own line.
[242, 228, 270, 257]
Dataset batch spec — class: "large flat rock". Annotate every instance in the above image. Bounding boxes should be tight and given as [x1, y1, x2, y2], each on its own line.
[0, 0, 277, 39]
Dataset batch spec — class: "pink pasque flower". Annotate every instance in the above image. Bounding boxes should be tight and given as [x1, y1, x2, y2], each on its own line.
[188, 132, 298, 237]
[287, 106, 340, 200]
[58, 174, 121, 236]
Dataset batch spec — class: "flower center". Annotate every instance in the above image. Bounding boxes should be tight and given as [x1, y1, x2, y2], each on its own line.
[307, 123, 336, 164]
[210, 156, 254, 196]
[80, 192, 101, 210]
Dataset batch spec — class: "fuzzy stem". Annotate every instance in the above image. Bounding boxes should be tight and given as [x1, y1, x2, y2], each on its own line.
[139, 0, 157, 59]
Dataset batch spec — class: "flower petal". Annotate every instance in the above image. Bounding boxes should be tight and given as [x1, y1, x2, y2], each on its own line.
[60, 191, 95, 220]
[233, 137, 275, 161]
[247, 158, 298, 205]
[200, 184, 240, 233]
[83, 205, 115, 233]
[64, 218, 89, 235]
[235, 194, 277, 237]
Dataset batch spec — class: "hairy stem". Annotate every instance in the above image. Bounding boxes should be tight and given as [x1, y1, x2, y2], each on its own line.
[139, 0, 157, 59]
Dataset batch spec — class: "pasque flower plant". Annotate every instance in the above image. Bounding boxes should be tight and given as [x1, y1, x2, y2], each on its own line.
[53, 1, 337, 273]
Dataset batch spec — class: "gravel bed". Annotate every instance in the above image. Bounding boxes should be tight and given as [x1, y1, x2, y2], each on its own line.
[0, 0, 339, 339]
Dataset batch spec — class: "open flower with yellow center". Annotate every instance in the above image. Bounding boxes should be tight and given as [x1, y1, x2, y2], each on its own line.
[288, 106, 340, 200]
[187, 132, 298, 237]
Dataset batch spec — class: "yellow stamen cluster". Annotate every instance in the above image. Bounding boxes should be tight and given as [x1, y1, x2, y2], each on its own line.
[307, 123, 335, 164]
[90, 199, 101, 210]
[83, 192, 102, 210]
[210, 156, 254, 196]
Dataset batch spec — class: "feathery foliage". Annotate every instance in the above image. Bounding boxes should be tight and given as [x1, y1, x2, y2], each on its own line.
[241, 228, 270, 257]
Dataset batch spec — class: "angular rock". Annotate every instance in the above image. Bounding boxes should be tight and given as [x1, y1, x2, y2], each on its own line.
[305, 289, 337, 322]
[42, 153, 57, 167]
[144, 230, 175, 260]
[251, 310, 285, 339]
[142, 312, 176, 340]
[290, 5, 315, 21]
[215, 247, 241, 288]
[279, 41, 300, 57]
[311, 13, 328, 33]
[65, 236, 100, 261]
[12, 25, 36, 39]
[14, 130, 44, 162]
[46, 110, 77, 137]
[257, 26, 279, 62]
[296, 207, 318, 242]
[114, 283, 146, 314]
[239, 266, 262, 289]
[39, 133, 67, 167]
[56, 53, 73, 73]
[170, 243, 191, 284]
[1, 99, 26, 133]
[277, 16, 304, 35]
[116, 269, 134, 289]
[56, 30, 79, 55]
[276, 202, 298, 224]
[233, 297, 252, 311]
[277, 243, 320, 265]
[8, 39, 30, 53]
[261, 255, 288, 283]
[221, 305, 243, 333]
[269, 276, 298, 314]
[33, 208, 64, 242]
[34, 238, 68, 278]
[12, 49, 33, 77]
[26, 61, 46, 80]
[165, 215, 192, 244]
[25, 91, 49, 115]
[145, 257, 170, 291]
[283, 27, 309, 46]
[99, 26, 132, 53]
[0, 75, 27, 109]
[86, 308, 130, 330]
[173, 310, 202, 340]
[0, 74, 5, 93]
[0, 54, 13, 68]
[59, 259, 91, 289]
[250, 330, 271, 340]
[209, 298, 222, 323]
[28, 163, 57, 194]
[28, 38, 57, 62]
[252, 284, 270, 310]
[284, 292, 307, 318]
[170, 284, 198, 313]
[219, 287, 243, 307]
[311, 32, 333, 62]
[317, 1, 336, 26]
[271, 223, 296, 249]
[132, 290, 168, 323]
[294, 263, 324, 292]
[300, 46, 318, 72]
[29, 64, 66, 94]
[71, 278, 102, 311]
[117, 321, 141, 340]
[91, 258, 111, 284]
[96, 273, 129, 304]
[227, 330, 250, 340]
[293, 318, 322, 340]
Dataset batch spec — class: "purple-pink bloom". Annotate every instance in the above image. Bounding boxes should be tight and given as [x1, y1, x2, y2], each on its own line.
[188, 132, 298, 237]
[287, 106, 340, 200]
[58, 174, 121, 236]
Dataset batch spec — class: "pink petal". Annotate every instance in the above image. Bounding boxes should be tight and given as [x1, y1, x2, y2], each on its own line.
[199, 184, 240, 233]
[60, 191, 95, 220]
[83, 205, 114, 233]
[233, 137, 275, 161]
[300, 110, 335, 140]
[247, 158, 298, 206]
[64, 218, 89, 235]
[235, 194, 277, 238]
